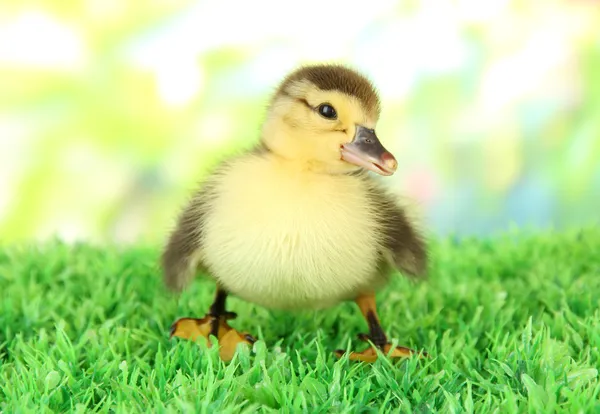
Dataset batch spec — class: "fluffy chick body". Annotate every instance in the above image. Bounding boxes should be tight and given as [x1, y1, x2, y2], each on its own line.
[162, 64, 427, 314]
[200, 153, 386, 310]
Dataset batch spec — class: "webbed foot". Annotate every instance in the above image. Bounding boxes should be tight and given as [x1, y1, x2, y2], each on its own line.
[333, 293, 429, 363]
[169, 287, 255, 362]
[334, 333, 426, 362]
[170, 315, 256, 361]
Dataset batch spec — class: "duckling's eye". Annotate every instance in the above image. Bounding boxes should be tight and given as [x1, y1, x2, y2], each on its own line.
[317, 103, 337, 120]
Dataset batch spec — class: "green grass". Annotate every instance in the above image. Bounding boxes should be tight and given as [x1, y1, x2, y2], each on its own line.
[1, 228, 599, 413]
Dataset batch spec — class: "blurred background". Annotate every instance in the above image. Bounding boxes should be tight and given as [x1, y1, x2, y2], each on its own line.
[1, 0, 599, 245]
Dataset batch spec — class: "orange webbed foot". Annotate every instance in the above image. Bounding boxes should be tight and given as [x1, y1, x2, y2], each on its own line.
[170, 315, 255, 362]
[334, 334, 428, 363]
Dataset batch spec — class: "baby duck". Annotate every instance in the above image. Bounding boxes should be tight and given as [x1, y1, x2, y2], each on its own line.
[162, 64, 428, 362]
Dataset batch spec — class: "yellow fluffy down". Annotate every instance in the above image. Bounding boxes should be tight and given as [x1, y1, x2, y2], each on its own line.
[200, 153, 388, 310]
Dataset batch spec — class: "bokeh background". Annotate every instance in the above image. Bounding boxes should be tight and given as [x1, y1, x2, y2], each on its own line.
[1, 0, 599, 245]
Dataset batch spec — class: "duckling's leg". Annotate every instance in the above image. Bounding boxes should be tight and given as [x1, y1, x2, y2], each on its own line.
[207, 287, 238, 337]
[334, 293, 428, 362]
[169, 286, 256, 361]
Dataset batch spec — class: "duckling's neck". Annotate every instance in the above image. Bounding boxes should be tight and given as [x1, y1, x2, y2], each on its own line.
[260, 119, 360, 176]
[260, 119, 320, 173]
[260, 150, 345, 177]
[261, 151, 309, 172]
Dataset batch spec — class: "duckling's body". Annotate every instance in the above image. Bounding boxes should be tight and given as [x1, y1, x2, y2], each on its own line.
[163, 64, 428, 362]
[200, 152, 386, 310]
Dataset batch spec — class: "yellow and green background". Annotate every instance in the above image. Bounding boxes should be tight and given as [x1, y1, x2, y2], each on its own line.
[1, 0, 599, 244]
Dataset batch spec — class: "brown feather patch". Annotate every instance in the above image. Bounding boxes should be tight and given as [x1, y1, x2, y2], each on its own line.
[365, 178, 428, 279]
[275, 64, 381, 118]
[161, 189, 210, 291]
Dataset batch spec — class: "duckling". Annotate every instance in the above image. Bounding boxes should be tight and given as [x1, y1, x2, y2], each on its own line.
[162, 64, 428, 362]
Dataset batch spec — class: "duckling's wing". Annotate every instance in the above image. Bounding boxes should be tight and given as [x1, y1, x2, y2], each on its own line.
[161, 182, 215, 292]
[162, 147, 269, 292]
[369, 183, 428, 279]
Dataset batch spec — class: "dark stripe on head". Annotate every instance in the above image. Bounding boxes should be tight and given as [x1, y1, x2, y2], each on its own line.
[275, 64, 381, 117]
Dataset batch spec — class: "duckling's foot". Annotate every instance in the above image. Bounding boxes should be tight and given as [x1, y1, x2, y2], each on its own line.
[169, 287, 255, 362]
[333, 293, 429, 363]
[170, 315, 256, 361]
[334, 333, 426, 362]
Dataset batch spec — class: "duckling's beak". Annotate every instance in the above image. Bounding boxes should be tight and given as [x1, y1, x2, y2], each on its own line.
[340, 125, 398, 176]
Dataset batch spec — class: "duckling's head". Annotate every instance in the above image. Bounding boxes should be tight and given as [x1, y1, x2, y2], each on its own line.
[261, 64, 398, 176]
